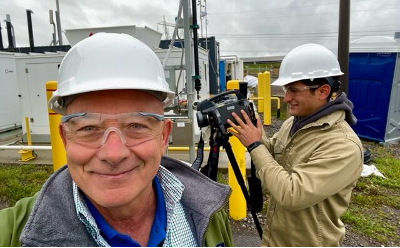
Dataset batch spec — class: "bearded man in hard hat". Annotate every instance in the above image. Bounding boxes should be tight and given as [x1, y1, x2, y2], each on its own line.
[0, 33, 233, 247]
[227, 43, 363, 246]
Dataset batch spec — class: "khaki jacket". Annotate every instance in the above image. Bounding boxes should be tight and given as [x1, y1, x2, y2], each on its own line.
[251, 110, 363, 246]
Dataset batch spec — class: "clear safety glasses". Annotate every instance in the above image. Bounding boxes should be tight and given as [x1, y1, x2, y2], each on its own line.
[282, 85, 321, 95]
[61, 112, 165, 148]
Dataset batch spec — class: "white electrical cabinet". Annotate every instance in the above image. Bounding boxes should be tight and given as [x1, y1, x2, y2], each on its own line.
[154, 47, 210, 101]
[15, 52, 65, 143]
[154, 46, 209, 145]
[10, 44, 209, 146]
[0, 52, 21, 132]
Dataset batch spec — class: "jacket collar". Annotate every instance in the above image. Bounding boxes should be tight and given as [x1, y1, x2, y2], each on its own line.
[20, 157, 230, 246]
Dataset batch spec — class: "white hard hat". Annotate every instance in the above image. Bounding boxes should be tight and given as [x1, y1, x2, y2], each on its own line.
[49, 32, 174, 115]
[272, 43, 343, 86]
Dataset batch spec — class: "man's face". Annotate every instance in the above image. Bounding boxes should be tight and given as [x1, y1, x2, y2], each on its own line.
[59, 90, 172, 209]
[283, 81, 327, 118]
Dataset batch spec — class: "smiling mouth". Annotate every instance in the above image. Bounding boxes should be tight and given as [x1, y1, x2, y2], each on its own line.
[96, 168, 135, 179]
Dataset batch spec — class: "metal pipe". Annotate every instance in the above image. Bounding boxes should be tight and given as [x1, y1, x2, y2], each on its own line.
[0, 22, 4, 50]
[162, 0, 183, 68]
[183, 0, 196, 162]
[191, 0, 201, 98]
[0, 145, 52, 150]
[26, 9, 35, 52]
[56, 0, 63, 45]
[337, 0, 351, 94]
[49, 10, 57, 46]
[5, 14, 14, 51]
[0, 145, 222, 152]
[220, 55, 239, 62]
[271, 96, 281, 119]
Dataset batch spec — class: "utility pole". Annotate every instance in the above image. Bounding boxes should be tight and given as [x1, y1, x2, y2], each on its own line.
[337, 0, 350, 94]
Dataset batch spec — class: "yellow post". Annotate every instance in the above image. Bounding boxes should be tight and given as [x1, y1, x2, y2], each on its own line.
[18, 117, 36, 162]
[257, 72, 264, 113]
[226, 79, 239, 90]
[263, 71, 271, 125]
[228, 136, 247, 220]
[46, 81, 67, 171]
[226, 81, 247, 220]
[25, 117, 32, 146]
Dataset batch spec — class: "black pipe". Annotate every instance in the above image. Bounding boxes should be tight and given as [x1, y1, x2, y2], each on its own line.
[26, 9, 35, 52]
[5, 20, 14, 51]
[191, 0, 201, 98]
[0, 23, 4, 50]
[337, 0, 350, 94]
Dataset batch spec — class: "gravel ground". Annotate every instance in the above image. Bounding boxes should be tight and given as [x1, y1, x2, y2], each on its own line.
[229, 212, 386, 247]
[228, 116, 400, 247]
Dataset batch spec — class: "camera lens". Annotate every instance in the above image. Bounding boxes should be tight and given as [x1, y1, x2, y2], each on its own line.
[196, 111, 209, 127]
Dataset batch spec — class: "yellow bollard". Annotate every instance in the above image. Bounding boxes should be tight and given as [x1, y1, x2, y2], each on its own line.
[228, 135, 247, 220]
[262, 71, 271, 125]
[18, 117, 36, 162]
[226, 79, 239, 90]
[226, 81, 247, 220]
[257, 72, 264, 113]
[46, 81, 67, 171]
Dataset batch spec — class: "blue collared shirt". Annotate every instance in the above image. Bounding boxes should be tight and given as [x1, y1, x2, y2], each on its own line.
[84, 176, 167, 247]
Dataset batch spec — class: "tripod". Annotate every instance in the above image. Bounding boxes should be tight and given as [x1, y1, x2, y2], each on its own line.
[193, 127, 264, 239]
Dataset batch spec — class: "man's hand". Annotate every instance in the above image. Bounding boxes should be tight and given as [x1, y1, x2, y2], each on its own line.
[227, 110, 262, 147]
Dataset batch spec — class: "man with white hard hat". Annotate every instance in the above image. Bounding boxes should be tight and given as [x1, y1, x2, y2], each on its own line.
[227, 43, 363, 246]
[0, 33, 233, 247]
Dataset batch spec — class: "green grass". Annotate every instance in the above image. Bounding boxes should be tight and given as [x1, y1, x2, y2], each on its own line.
[340, 141, 400, 245]
[341, 208, 398, 242]
[1, 137, 399, 245]
[0, 164, 53, 207]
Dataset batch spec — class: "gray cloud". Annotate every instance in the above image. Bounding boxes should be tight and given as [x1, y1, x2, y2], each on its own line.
[1, 0, 399, 57]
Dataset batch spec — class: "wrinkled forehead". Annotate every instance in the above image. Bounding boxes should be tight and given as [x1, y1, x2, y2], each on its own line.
[65, 90, 164, 115]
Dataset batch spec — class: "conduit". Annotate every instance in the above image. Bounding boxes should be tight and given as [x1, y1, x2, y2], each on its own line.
[0, 145, 52, 150]
[0, 145, 223, 152]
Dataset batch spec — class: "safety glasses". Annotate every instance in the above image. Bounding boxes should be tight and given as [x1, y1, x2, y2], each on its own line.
[282, 85, 321, 95]
[61, 112, 165, 148]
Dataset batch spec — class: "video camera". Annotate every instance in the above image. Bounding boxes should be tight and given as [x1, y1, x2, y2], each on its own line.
[193, 89, 264, 238]
[196, 90, 256, 135]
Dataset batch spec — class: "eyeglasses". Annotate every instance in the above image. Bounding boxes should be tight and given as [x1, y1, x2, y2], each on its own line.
[282, 85, 321, 95]
[61, 112, 165, 148]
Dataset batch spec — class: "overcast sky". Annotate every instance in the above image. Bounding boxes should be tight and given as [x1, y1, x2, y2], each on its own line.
[1, 0, 399, 57]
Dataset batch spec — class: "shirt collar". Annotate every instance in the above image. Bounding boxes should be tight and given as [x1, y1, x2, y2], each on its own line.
[81, 176, 167, 247]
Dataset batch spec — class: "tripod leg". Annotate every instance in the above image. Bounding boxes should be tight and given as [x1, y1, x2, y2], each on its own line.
[201, 128, 220, 181]
[207, 143, 220, 181]
[224, 141, 263, 239]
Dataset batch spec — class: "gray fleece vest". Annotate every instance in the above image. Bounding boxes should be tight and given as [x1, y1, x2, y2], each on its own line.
[20, 156, 230, 246]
